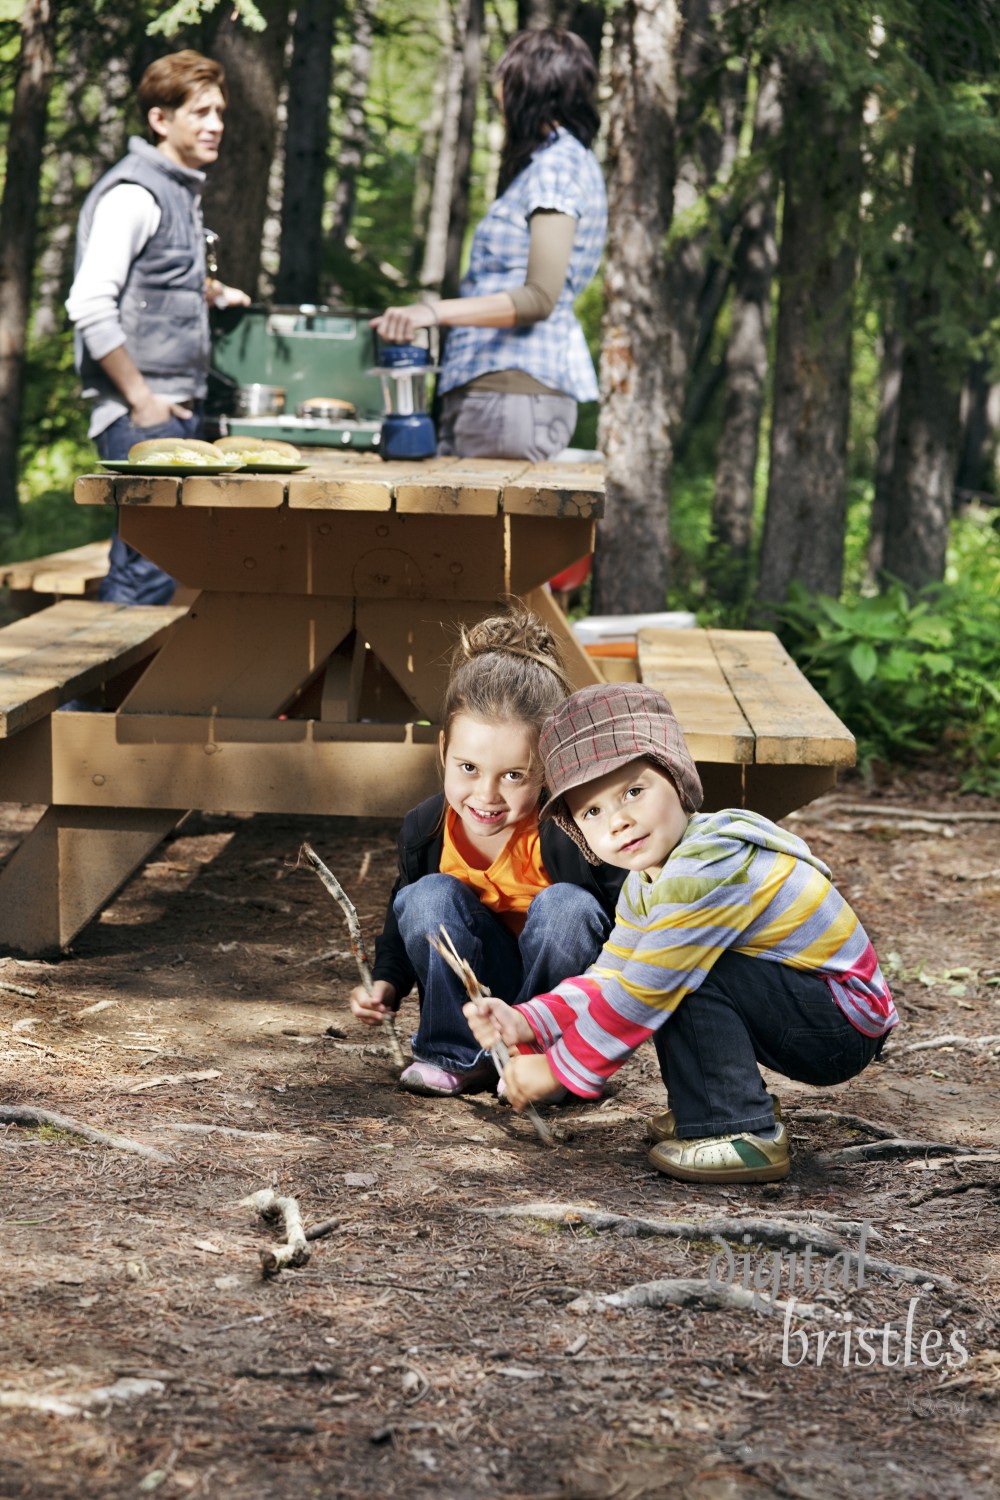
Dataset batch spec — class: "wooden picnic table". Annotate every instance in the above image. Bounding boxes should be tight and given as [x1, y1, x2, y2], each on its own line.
[0, 455, 603, 953]
[0, 453, 854, 955]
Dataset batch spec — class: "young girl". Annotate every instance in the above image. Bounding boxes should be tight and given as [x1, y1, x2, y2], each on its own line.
[349, 608, 624, 1096]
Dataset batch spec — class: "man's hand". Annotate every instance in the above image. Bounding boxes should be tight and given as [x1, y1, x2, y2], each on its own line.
[129, 390, 193, 427]
[501, 1053, 561, 1110]
[206, 278, 251, 309]
[350, 979, 399, 1026]
[462, 996, 534, 1051]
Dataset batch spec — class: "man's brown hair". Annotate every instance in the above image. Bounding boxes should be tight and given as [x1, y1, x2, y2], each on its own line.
[137, 50, 227, 124]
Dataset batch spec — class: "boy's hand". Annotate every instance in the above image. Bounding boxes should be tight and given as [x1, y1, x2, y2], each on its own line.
[501, 1053, 561, 1111]
[350, 979, 398, 1026]
[462, 997, 533, 1050]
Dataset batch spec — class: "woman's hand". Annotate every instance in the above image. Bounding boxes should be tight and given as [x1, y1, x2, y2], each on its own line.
[501, 1053, 561, 1111]
[350, 979, 399, 1026]
[462, 997, 534, 1050]
[369, 304, 437, 343]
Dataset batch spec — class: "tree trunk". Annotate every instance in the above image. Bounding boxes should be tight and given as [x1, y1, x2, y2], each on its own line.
[408, 0, 450, 281]
[0, 0, 57, 531]
[867, 323, 903, 583]
[708, 60, 781, 603]
[592, 0, 679, 615]
[882, 347, 960, 591]
[756, 54, 862, 612]
[441, 0, 485, 300]
[419, 0, 472, 292]
[203, 2, 292, 298]
[666, 0, 746, 420]
[328, 0, 377, 254]
[882, 139, 965, 594]
[955, 355, 998, 497]
[518, 0, 605, 63]
[275, 0, 337, 305]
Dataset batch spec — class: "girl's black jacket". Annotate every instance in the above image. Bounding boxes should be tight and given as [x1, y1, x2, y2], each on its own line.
[371, 793, 626, 1001]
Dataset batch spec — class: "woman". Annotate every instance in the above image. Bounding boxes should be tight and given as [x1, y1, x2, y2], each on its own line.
[371, 27, 606, 462]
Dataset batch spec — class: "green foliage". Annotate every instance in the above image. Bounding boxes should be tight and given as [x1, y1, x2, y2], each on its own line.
[777, 507, 1000, 792]
[148, 0, 266, 37]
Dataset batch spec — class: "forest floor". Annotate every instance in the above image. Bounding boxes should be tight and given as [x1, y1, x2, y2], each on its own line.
[1, 771, 998, 1500]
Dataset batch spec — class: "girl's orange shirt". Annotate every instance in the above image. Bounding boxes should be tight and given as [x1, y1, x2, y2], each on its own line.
[440, 808, 551, 934]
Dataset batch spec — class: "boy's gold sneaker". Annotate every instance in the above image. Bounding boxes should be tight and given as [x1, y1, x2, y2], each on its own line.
[646, 1093, 782, 1145]
[648, 1122, 790, 1184]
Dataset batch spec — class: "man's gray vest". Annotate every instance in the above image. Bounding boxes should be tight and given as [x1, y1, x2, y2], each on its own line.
[74, 136, 210, 401]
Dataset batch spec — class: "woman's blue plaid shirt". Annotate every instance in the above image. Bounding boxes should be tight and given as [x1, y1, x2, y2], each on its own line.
[438, 128, 607, 402]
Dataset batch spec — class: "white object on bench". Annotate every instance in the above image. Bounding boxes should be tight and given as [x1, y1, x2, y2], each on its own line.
[572, 611, 697, 645]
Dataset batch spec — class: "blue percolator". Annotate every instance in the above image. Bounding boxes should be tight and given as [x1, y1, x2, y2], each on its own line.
[374, 344, 437, 461]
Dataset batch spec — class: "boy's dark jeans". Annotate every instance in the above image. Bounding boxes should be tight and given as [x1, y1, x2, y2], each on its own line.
[653, 950, 887, 1138]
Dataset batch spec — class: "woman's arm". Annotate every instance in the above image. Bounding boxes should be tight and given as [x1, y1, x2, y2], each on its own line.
[370, 211, 576, 342]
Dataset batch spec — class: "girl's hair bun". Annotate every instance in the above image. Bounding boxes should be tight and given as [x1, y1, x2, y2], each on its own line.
[442, 603, 572, 753]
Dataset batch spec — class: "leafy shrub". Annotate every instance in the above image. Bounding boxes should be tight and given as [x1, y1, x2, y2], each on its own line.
[778, 520, 1000, 793]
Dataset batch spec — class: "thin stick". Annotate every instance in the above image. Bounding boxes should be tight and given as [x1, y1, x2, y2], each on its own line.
[300, 843, 406, 1067]
[427, 926, 554, 1147]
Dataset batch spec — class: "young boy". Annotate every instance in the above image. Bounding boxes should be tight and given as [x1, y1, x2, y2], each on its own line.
[463, 682, 898, 1183]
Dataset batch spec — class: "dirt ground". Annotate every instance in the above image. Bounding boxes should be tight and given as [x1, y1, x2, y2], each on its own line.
[1, 772, 998, 1500]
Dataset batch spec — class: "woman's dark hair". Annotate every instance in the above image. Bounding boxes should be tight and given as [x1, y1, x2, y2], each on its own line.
[495, 28, 600, 195]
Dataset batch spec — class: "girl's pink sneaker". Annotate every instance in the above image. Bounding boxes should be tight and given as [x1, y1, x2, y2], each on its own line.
[399, 1059, 494, 1096]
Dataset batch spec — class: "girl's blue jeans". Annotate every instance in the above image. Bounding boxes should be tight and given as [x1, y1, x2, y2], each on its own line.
[394, 874, 612, 1073]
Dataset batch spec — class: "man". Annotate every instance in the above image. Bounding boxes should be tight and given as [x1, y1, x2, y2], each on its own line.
[66, 50, 249, 604]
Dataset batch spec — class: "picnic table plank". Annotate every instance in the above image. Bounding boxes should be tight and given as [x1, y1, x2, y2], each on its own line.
[287, 468, 394, 510]
[708, 629, 856, 767]
[0, 540, 110, 596]
[181, 474, 285, 508]
[637, 627, 755, 763]
[395, 459, 526, 515]
[502, 460, 605, 518]
[0, 601, 185, 737]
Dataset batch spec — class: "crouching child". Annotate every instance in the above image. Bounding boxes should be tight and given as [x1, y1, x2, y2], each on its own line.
[463, 683, 898, 1184]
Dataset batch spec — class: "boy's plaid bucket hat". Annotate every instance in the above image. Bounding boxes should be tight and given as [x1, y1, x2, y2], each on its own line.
[538, 682, 703, 863]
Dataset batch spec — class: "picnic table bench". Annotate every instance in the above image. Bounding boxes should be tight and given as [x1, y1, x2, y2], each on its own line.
[0, 455, 854, 956]
[0, 539, 111, 605]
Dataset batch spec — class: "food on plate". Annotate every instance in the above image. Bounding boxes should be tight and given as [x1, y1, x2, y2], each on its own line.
[127, 437, 235, 466]
[213, 436, 303, 463]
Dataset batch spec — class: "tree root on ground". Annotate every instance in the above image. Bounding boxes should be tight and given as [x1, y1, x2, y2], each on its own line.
[0, 1105, 174, 1164]
[815, 1139, 992, 1165]
[792, 1108, 900, 1139]
[479, 1201, 956, 1292]
[902, 1034, 1000, 1053]
[567, 1276, 825, 1319]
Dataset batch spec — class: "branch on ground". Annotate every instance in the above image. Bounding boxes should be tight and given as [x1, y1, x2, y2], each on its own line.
[479, 1202, 956, 1292]
[0, 1105, 175, 1164]
[240, 1187, 311, 1276]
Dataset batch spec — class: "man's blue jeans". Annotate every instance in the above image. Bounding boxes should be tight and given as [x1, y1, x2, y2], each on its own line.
[394, 875, 613, 1073]
[653, 950, 887, 1138]
[96, 408, 203, 605]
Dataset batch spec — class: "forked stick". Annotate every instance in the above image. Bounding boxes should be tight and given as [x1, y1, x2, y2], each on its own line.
[427, 925, 554, 1148]
[300, 843, 406, 1067]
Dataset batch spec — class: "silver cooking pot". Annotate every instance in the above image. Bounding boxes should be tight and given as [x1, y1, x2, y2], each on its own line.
[233, 383, 286, 416]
